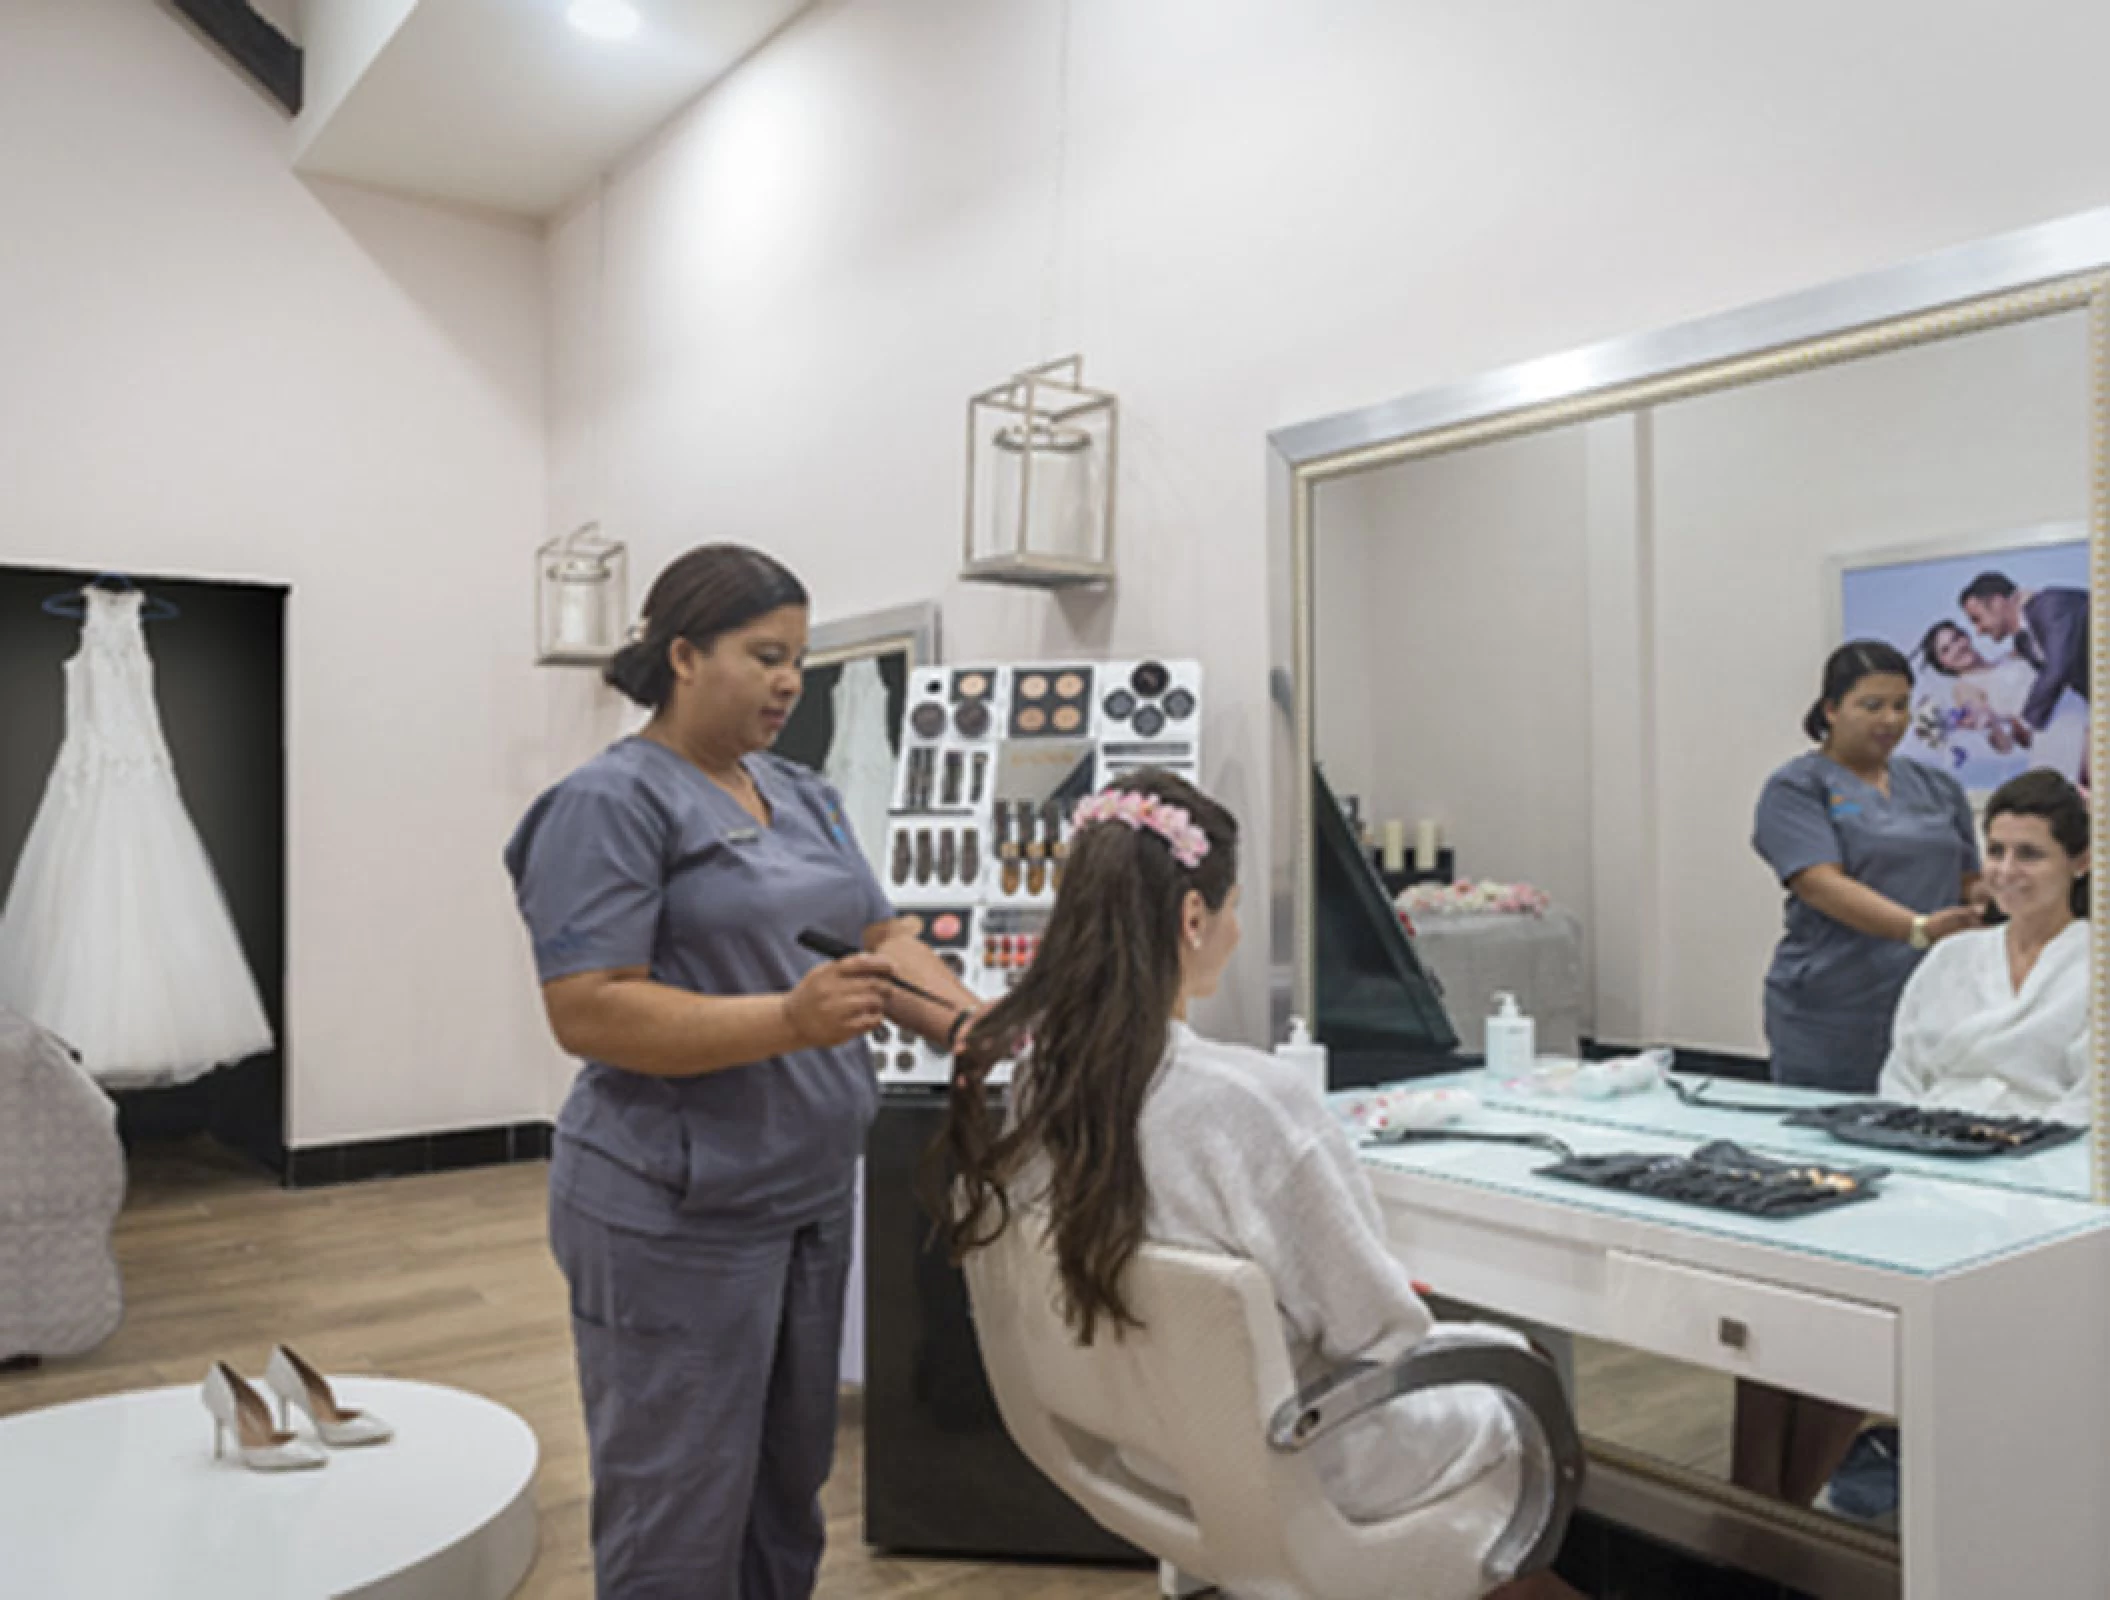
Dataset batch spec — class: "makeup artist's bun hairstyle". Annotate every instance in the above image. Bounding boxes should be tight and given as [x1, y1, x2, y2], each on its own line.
[604, 543, 810, 710]
[928, 769, 1239, 1344]
[1804, 639, 1913, 743]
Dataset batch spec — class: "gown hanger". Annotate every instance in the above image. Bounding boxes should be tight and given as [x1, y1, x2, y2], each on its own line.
[40, 572, 180, 621]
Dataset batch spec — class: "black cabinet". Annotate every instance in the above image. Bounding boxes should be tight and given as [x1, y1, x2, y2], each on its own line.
[861, 1095, 1146, 1563]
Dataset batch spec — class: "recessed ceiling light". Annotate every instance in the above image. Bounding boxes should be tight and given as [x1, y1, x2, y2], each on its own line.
[567, 0, 640, 41]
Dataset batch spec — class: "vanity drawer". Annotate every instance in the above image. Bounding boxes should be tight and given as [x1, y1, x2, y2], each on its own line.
[1602, 1250, 1896, 1413]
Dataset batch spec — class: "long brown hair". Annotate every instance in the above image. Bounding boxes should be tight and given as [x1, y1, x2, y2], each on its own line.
[926, 769, 1239, 1344]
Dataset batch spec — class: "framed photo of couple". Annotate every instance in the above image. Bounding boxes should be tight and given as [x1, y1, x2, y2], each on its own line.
[1834, 521, 2089, 795]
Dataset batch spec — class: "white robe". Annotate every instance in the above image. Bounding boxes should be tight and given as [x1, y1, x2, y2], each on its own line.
[1110, 1023, 1526, 1532]
[1877, 921, 2091, 1122]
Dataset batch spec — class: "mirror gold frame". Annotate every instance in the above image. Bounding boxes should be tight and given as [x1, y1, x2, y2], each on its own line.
[1266, 208, 2110, 1204]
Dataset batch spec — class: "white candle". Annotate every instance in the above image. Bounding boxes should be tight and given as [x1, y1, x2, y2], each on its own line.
[1381, 819, 1406, 874]
[1416, 819, 1440, 869]
[554, 579, 599, 651]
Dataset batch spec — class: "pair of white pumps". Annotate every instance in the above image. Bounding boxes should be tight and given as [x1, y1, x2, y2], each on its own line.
[201, 1346, 395, 1471]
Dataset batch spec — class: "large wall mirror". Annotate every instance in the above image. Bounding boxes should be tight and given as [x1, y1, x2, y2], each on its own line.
[1266, 208, 2110, 1557]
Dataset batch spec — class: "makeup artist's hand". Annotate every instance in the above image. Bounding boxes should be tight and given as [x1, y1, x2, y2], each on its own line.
[782, 955, 893, 1048]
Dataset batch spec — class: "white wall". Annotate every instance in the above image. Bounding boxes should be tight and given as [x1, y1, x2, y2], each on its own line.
[18, 0, 2110, 1141]
[293, 0, 420, 153]
[544, 0, 2110, 1048]
[1, 0, 562, 1144]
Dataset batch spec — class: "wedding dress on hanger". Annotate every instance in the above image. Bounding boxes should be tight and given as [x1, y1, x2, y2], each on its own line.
[824, 656, 897, 881]
[0, 588, 273, 1087]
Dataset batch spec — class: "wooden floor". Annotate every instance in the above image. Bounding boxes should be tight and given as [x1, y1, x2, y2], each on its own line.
[3, 1140, 1793, 1597]
[0, 1141, 1156, 1599]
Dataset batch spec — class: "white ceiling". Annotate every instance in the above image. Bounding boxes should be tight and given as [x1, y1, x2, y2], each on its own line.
[293, 0, 811, 219]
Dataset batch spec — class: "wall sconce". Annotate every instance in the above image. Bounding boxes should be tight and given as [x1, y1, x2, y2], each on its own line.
[962, 355, 1116, 588]
[536, 522, 629, 665]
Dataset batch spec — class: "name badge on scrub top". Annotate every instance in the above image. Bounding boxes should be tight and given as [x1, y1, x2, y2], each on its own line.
[723, 827, 762, 845]
[1828, 792, 1863, 819]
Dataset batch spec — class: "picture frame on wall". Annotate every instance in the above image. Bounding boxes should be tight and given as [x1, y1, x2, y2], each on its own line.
[1832, 522, 2088, 794]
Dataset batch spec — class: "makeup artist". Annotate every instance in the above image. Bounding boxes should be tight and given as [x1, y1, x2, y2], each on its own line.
[505, 542, 976, 1600]
[1753, 639, 1983, 1094]
[1738, 639, 1980, 1513]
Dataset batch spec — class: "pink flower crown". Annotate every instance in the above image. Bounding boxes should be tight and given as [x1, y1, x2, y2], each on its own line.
[1069, 788, 1210, 869]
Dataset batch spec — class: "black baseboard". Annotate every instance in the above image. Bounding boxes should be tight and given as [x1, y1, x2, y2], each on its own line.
[284, 1120, 553, 1189]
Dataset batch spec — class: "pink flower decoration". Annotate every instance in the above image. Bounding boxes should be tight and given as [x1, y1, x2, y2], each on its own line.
[1070, 788, 1210, 868]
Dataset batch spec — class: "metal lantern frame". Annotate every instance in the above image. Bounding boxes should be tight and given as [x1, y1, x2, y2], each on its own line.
[962, 354, 1118, 588]
[535, 520, 629, 667]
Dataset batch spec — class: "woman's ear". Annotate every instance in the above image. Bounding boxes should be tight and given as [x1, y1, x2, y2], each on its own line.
[668, 635, 703, 688]
[1182, 888, 1206, 952]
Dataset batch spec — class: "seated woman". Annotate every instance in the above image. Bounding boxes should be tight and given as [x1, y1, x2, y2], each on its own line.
[931, 771, 1581, 1600]
[1879, 767, 2091, 1122]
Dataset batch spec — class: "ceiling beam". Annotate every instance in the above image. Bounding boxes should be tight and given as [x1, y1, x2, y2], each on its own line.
[167, 0, 303, 115]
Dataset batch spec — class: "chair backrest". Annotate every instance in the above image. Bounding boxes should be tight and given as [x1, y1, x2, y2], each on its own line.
[0, 1009, 120, 1208]
[964, 1209, 1513, 1600]
[0, 1008, 124, 1359]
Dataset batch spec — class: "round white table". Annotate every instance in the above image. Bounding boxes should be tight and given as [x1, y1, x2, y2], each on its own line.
[0, 1376, 539, 1598]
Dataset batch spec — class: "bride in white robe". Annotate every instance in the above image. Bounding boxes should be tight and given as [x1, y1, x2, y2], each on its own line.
[1879, 769, 2091, 1121]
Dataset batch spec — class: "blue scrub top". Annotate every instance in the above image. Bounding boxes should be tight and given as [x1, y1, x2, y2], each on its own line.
[1753, 750, 1979, 1025]
[505, 738, 894, 1235]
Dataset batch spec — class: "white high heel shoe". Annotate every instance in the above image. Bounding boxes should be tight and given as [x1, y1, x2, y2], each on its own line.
[265, 1345, 394, 1447]
[201, 1362, 326, 1471]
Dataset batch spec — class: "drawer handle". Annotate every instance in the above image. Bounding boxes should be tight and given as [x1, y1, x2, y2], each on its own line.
[1717, 1316, 1750, 1351]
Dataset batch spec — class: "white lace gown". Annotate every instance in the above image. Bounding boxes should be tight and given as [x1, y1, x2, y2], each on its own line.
[822, 656, 897, 882]
[0, 589, 273, 1086]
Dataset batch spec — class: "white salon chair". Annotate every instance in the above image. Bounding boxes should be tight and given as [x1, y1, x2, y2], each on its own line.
[963, 1212, 1582, 1600]
[0, 1008, 125, 1363]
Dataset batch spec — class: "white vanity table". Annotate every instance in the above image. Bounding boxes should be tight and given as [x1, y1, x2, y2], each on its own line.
[1349, 1075, 2110, 1599]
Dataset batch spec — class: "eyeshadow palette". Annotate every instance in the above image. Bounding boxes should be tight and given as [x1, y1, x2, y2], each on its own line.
[1008, 665, 1094, 739]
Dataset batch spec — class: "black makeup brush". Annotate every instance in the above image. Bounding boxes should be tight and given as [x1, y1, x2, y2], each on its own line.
[796, 928, 949, 1008]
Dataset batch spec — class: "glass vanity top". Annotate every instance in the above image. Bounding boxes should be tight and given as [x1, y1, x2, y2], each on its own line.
[1344, 1073, 2109, 1277]
[1462, 1068, 2091, 1199]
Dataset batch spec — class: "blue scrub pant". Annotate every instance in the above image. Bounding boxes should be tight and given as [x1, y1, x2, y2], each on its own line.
[1764, 986, 1897, 1094]
[550, 1190, 854, 1600]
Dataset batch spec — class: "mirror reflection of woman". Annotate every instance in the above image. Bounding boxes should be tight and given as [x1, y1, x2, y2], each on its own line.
[1752, 641, 1984, 1094]
[1879, 768, 2091, 1121]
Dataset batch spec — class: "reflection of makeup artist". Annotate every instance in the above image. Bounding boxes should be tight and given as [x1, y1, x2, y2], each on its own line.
[504, 543, 979, 1598]
[1753, 641, 1983, 1093]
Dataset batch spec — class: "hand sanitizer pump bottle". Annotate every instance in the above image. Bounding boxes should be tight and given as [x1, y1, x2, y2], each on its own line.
[1277, 1015, 1330, 1099]
[1484, 991, 1535, 1081]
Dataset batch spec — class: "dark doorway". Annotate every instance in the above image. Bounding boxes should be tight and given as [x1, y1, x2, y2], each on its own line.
[0, 564, 287, 1175]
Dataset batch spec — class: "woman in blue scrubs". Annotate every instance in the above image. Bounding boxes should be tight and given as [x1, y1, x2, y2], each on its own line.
[505, 544, 977, 1600]
[1753, 639, 1984, 1093]
[1738, 639, 1982, 1510]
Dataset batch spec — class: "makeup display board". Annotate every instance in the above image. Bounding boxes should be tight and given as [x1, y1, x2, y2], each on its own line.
[870, 658, 1202, 1088]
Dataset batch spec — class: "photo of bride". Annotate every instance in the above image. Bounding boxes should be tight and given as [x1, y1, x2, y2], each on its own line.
[1840, 528, 2089, 792]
